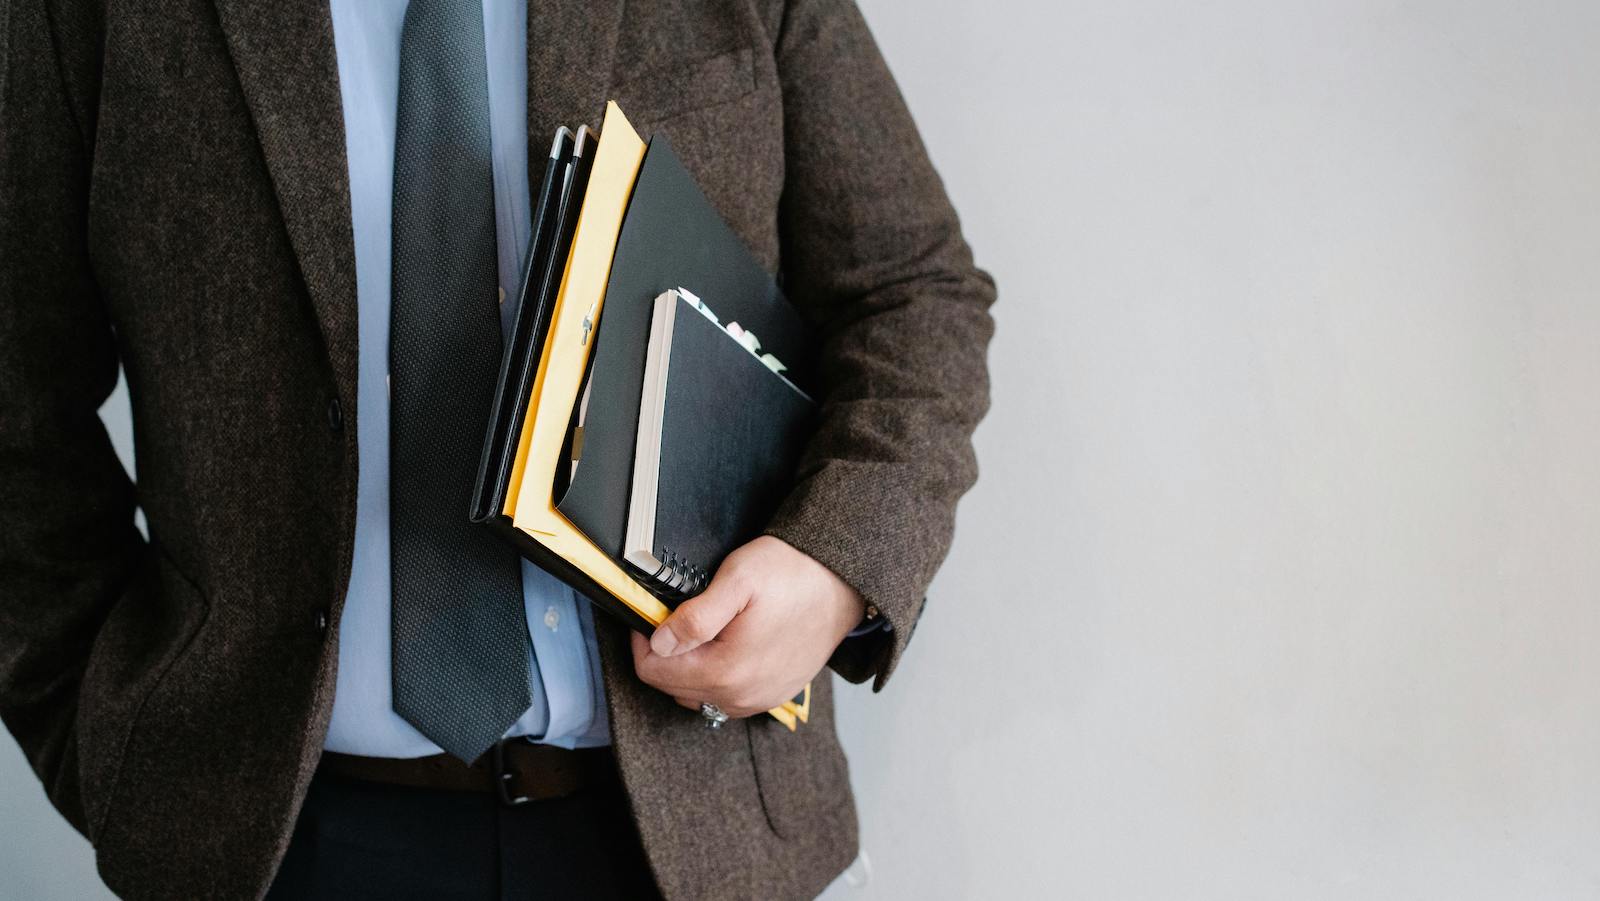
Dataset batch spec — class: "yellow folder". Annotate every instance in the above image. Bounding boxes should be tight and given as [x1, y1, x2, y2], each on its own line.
[501, 102, 804, 729]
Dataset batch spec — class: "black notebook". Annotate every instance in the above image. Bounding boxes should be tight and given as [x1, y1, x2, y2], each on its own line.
[624, 289, 816, 596]
[556, 137, 814, 563]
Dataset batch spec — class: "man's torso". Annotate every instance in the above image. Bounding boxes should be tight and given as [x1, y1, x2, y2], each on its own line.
[63, 2, 856, 897]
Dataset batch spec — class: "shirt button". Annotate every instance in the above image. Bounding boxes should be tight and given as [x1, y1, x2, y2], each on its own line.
[498, 285, 507, 304]
[325, 397, 343, 432]
[543, 606, 560, 631]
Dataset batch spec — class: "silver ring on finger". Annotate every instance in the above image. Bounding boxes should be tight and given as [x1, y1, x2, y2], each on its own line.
[700, 701, 730, 729]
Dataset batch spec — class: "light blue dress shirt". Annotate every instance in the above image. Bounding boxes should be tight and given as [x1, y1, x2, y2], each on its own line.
[324, 0, 609, 756]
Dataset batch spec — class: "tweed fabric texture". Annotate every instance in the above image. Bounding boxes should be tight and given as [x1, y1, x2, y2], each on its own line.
[387, 0, 532, 765]
[0, 1, 996, 899]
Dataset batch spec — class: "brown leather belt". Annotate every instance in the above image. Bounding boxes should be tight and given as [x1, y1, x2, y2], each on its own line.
[318, 740, 614, 806]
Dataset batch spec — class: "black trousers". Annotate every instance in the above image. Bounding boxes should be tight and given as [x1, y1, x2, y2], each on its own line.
[265, 753, 661, 900]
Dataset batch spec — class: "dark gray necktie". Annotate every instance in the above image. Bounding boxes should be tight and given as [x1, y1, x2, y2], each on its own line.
[389, 0, 530, 763]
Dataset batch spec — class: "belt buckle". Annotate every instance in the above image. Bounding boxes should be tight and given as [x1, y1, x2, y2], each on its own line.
[492, 738, 532, 807]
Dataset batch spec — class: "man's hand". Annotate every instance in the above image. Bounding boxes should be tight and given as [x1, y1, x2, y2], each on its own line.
[631, 536, 866, 719]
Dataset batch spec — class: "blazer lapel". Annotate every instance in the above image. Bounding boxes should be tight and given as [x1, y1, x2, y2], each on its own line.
[525, 0, 626, 172]
[207, 0, 625, 414]
[211, 0, 359, 402]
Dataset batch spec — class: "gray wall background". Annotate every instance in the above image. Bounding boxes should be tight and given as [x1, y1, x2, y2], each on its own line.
[6, 1, 1600, 898]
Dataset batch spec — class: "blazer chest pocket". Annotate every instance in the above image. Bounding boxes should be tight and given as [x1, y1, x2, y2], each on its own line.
[611, 46, 758, 128]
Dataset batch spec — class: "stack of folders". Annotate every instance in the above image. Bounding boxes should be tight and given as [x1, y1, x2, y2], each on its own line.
[470, 103, 816, 728]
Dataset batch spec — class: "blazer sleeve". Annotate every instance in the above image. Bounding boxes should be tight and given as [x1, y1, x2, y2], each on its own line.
[0, 0, 141, 836]
[760, 0, 996, 690]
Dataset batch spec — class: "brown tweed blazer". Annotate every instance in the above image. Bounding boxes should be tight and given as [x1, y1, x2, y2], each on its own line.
[0, 0, 994, 898]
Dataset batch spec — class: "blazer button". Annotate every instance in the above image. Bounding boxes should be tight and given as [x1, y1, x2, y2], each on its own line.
[326, 397, 343, 432]
[314, 607, 330, 634]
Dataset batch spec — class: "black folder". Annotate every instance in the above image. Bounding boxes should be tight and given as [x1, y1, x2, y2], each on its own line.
[556, 137, 814, 561]
[471, 125, 593, 522]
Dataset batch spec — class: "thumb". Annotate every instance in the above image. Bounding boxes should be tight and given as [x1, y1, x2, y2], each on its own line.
[651, 571, 750, 658]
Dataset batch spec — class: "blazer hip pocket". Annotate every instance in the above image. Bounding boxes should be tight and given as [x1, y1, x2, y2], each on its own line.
[744, 678, 857, 841]
[75, 539, 210, 842]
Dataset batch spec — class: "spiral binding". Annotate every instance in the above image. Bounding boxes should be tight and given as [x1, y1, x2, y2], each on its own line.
[641, 546, 708, 603]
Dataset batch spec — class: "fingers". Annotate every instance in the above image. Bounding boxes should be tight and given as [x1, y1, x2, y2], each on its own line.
[632, 630, 711, 695]
[634, 633, 743, 695]
[649, 567, 752, 658]
[632, 632, 766, 716]
[626, 544, 793, 720]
